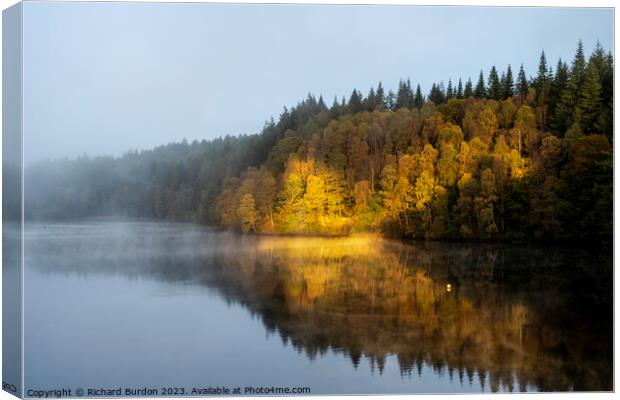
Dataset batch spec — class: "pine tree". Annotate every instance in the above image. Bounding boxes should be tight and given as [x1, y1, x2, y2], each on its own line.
[571, 40, 587, 93]
[446, 79, 454, 98]
[554, 40, 588, 135]
[414, 84, 424, 108]
[428, 83, 447, 104]
[376, 82, 386, 108]
[534, 50, 552, 128]
[428, 83, 438, 103]
[364, 87, 377, 111]
[395, 80, 408, 109]
[517, 63, 529, 99]
[549, 59, 568, 133]
[502, 64, 514, 98]
[406, 78, 415, 108]
[474, 71, 486, 98]
[330, 96, 341, 118]
[589, 42, 613, 113]
[579, 62, 602, 134]
[348, 89, 363, 113]
[317, 95, 327, 112]
[535, 50, 552, 102]
[386, 90, 396, 110]
[596, 51, 614, 138]
[456, 78, 464, 99]
[463, 78, 473, 98]
[487, 66, 502, 100]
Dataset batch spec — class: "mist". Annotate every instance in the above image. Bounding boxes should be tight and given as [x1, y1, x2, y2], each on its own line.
[23, 2, 612, 163]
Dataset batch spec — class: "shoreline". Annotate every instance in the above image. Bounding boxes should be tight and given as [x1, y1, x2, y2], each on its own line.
[25, 218, 612, 248]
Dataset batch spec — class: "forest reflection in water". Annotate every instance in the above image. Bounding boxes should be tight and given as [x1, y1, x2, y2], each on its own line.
[25, 222, 612, 393]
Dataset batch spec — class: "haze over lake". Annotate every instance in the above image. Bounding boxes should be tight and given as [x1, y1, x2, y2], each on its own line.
[23, 221, 612, 394]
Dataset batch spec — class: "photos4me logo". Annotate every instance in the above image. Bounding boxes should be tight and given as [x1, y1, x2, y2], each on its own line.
[3, 381, 17, 393]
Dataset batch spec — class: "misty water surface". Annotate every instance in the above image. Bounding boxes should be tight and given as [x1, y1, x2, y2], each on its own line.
[23, 221, 612, 394]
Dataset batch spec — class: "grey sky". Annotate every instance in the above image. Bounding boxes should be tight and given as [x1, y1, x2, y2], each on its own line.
[23, 2, 613, 163]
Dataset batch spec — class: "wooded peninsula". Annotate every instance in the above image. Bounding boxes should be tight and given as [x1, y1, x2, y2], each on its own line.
[26, 41, 613, 242]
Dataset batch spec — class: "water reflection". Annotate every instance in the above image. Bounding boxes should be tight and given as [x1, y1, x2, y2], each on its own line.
[25, 222, 612, 392]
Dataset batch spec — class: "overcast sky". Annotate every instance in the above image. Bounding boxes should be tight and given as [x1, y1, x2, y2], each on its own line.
[23, 2, 613, 163]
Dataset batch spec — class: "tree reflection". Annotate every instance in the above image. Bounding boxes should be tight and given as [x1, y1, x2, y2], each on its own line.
[204, 235, 612, 392]
[25, 224, 612, 392]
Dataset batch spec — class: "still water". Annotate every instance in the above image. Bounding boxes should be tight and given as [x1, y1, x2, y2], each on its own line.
[23, 221, 612, 394]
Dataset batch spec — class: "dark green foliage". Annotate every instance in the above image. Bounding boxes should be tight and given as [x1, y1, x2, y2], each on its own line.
[487, 66, 502, 100]
[348, 89, 363, 113]
[375, 82, 386, 109]
[414, 84, 424, 108]
[517, 64, 529, 98]
[395, 79, 415, 109]
[446, 79, 454, 98]
[428, 82, 446, 104]
[463, 78, 473, 98]
[502, 65, 514, 98]
[549, 59, 568, 134]
[474, 71, 486, 98]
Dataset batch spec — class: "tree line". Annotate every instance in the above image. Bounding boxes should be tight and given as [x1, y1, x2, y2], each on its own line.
[26, 41, 613, 241]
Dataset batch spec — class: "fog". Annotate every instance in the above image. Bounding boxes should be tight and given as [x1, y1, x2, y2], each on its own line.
[22, 2, 613, 163]
[22, 221, 613, 392]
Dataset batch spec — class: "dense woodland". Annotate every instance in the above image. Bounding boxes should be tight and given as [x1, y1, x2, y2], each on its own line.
[26, 41, 613, 241]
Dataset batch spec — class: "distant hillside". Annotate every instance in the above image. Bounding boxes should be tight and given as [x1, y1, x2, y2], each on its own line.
[25, 41, 613, 241]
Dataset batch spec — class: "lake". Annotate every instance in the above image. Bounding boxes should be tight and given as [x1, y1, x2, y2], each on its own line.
[22, 221, 612, 394]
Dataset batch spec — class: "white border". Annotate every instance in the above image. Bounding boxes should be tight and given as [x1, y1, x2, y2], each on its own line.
[0, 2, 616, 400]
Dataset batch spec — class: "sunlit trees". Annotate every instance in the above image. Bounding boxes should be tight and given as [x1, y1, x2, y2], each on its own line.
[28, 41, 613, 242]
[238, 193, 258, 232]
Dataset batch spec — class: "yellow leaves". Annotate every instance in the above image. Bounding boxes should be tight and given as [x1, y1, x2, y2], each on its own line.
[507, 150, 527, 179]
[437, 122, 464, 149]
[353, 180, 371, 210]
[237, 193, 258, 233]
[414, 171, 435, 211]
[469, 137, 489, 159]
[515, 105, 536, 128]
[478, 107, 499, 145]
[304, 174, 327, 214]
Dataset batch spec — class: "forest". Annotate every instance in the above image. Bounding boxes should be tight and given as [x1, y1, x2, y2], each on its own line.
[25, 41, 613, 241]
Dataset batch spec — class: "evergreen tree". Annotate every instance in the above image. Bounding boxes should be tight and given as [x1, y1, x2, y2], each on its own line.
[376, 82, 386, 108]
[487, 66, 502, 100]
[406, 79, 415, 108]
[348, 89, 363, 113]
[446, 79, 454, 98]
[364, 87, 377, 111]
[317, 95, 327, 112]
[428, 82, 446, 104]
[502, 64, 514, 98]
[588, 42, 613, 137]
[535, 51, 552, 102]
[414, 84, 424, 108]
[549, 59, 568, 133]
[330, 96, 341, 119]
[534, 50, 552, 128]
[474, 71, 486, 98]
[517, 63, 529, 99]
[386, 90, 396, 110]
[555, 40, 588, 135]
[578, 62, 602, 134]
[396, 80, 413, 110]
[463, 78, 473, 98]
[456, 78, 464, 99]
